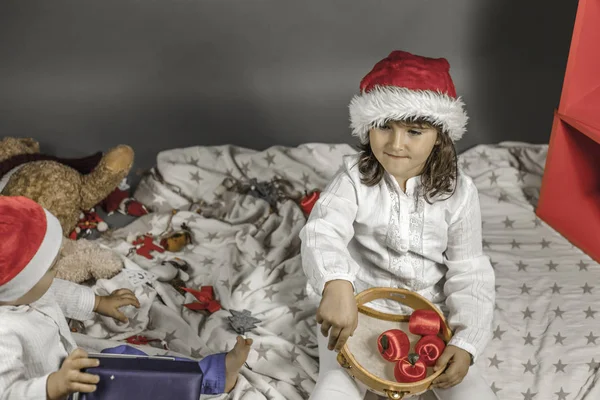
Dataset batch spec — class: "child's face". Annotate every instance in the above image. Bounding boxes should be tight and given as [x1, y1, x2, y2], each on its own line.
[0, 256, 58, 306]
[369, 120, 439, 185]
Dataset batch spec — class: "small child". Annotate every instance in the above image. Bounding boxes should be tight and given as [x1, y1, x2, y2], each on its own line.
[300, 51, 497, 399]
[0, 196, 251, 400]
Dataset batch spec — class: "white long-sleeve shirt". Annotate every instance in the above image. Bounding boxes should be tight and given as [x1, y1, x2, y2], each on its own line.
[0, 279, 96, 400]
[299, 154, 495, 360]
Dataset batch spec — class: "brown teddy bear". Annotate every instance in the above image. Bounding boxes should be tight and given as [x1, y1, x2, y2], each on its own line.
[0, 137, 133, 283]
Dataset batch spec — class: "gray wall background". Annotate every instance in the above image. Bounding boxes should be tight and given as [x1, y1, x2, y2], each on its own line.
[0, 0, 578, 181]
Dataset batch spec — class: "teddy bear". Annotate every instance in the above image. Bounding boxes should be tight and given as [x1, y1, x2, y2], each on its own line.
[0, 137, 134, 235]
[0, 137, 133, 282]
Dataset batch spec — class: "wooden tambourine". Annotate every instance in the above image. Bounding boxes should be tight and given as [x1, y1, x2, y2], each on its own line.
[337, 288, 453, 400]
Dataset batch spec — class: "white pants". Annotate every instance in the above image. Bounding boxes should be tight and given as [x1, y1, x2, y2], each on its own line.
[310, 331, 498, 400]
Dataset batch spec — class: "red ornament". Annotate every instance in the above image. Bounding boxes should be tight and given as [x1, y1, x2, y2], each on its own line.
[377, 329, 410, 362]
[394, 353, 427, 383]
[415, 335, 446, 367]
[69, 208, 108, 239]
[300, 190, 320, 216]
[409, 309, 441, 336]
[132, 235, 165, 259]
[182, 286, 221, 314]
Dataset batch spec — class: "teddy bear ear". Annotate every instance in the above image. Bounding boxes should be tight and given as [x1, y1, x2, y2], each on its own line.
[21, 138, 40, 152]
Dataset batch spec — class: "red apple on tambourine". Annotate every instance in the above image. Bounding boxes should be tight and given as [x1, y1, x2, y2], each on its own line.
[377, 329, 410, 362]
[408, 309, 442, 336]
[394, 353, 427, 383]
[415, 335, 446, 367]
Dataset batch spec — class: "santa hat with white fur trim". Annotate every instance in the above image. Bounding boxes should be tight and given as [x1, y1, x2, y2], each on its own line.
[0, 196, 63, 302]
[349, 50, 468, 144]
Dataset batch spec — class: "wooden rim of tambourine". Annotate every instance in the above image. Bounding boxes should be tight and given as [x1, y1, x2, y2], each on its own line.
[337, 287, 453, 400]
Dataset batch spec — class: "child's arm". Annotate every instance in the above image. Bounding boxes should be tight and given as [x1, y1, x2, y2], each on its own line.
[50, 278, 97, 321]
[442, 181, 495, 361]
[0, 330, 51, 400]
[300, 169, 361, 295]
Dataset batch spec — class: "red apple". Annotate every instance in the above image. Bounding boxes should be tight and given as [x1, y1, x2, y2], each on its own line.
[408, 309, 441, 336]
[395, 353, 427, 383]
[377, 329, 410, 362]
[415, 335, 446, 367]
[300, 190, 320, 216]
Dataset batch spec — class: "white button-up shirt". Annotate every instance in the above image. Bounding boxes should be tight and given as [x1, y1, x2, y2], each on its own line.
[300, 154, 495, 360]
[0, 279, 96, 400]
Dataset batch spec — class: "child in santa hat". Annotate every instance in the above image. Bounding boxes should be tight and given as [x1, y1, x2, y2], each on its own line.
[300, 50, 497, 399]
[0, 196, 251, 400]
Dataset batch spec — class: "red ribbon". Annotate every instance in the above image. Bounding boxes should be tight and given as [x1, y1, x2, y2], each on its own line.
[394, 355, 427, 383]
[409, 309, 441, 336]
[125, 335, 168, 350]
[377, 329, 410, 362]
[415, 335, 446, 367]
[300, 190, 320, 216]
[182, 286, 221, 313]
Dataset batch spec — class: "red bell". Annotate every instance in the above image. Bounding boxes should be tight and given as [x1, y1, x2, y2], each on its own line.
[394, 353, 427, 383]
[377, 329, 410, 362]
[408, 309, 441, 336]
[415, 335, 446, 367]
[300, 190, 320, 216]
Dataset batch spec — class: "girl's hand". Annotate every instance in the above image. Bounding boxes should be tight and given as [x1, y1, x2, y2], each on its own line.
[316, 280, 358, 352]
[432, 345, 471, 389]
[46, 349, 100, 400]
[94, 288, 140, 323]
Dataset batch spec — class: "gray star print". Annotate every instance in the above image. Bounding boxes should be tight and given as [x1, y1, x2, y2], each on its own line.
[517, 261, 528, 272]
[493, 326, 506, 340]
[578, 260, 589, 271]
[186, 214, 200, 225]
[127, 312, 144, 329]
[522, 359, 536, 374]
[540, 238, 551, 248]
[255, 344, 270, 361]
[511, 239, 522, 249]
[460, 159, 470, 170]
[240, 162, 251, 175]
[328, 144, 337, 151]
[551, 283, 562, 294]
[291, 373, 306, 387]
[523, 333, 535, 345]
[482, 239, 491, 249]
[547, 261, 558, 271]
[553, 307, 565, 318]
[522, 388, 537, 400]
[289, 306, 302, 318]
[202, 257, 214, 266]
[522, 307, 534, 319]
[164, 330, 178, 343]
[582, 283, 593, 294]
[584, 307, 597, 319]
[233, 263, 244, 273]
[554, 332, 566, 345]
[553, 360, 567, 373]
[533, 218, 542, 227]
[503, 217, 515, 228]
[516, 170, 527, 183]
[301, 173, 310, 186]
[264, 153, 276, 166]
[213, 149, 223, 158]
[488, 354, 503, 369]
[295, 290, 307, 302]
[206, 232, 218, 241]
[190, 171, 202, 183]
[238, 282, 252, 296]
[190, 348, 203, 359]
[587, 358, 599, 371]
[253, 251, 266, 264]
[263, 287, 279, 300]
[298, 335, 312, 347]
[586, 332, 599, 344]
[555, 388, 569, 400]
[521, 284, 532, 294]
[498, 192, 508, 202]
[489, 171, 499, 184]
[220, 279, 231, 290]
[275, 268, 288, 282]
[188, 157, 199, 167]
[288, 347, 300, 363]
[140, 284, 154, 298]
[490, 382, 501, 394]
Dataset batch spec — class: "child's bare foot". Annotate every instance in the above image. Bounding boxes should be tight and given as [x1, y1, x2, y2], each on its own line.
[225, 336, 253, 392]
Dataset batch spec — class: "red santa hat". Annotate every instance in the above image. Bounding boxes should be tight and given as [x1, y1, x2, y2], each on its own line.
[349, 50, 468, 143]
[0, 196, 63, 302]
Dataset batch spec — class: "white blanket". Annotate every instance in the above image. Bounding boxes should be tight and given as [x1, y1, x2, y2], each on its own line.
[75, 142, 600, 400]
